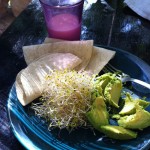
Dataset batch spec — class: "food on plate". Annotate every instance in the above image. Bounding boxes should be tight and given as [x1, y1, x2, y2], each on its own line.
[84, 46, 115, 75]
[23, 40, 93, 71]
[118, 104, 150, 130]
[100, 125, 137, 140]
[119, 93, 150, 115]
[86, 96, 109, 130]
[43, 38, 116, 75]
[94, 73, 123, 108]
[86, 73, 150, 140]
[31, 70, 95, 130]
[16, 53, 82, 106]
[15, 38, 150, 140]
[93, 73, 114, 91]
[104, 77, 122, 108]
[17, 39, 115, 106]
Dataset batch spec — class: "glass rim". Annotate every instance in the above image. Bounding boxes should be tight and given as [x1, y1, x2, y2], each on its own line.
[39, 0, 84, 8]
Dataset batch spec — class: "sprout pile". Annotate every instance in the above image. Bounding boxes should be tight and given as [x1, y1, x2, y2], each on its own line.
[31, 70, 95, 131]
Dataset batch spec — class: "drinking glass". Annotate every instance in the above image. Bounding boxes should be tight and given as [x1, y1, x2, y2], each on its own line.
[39, 0, 84, 41]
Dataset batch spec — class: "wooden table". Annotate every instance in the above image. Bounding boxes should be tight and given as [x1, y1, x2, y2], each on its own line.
[0, 0, 150, 149]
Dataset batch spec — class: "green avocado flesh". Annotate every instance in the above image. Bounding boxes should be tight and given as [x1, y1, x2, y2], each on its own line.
[135, 99, 150, 108]
[119, 94, 150, 116]
[119, 101, 136, 115]
[104, 78, 122, 108]
[88, 73, 150, 140]
[99, 77, 111, 90]
[86, 97, 109, 130]
[100, 125, 137, 140]
[118, 105, 150, 130]
[95, 73, 114, 91]
[95, 73, 123, 108]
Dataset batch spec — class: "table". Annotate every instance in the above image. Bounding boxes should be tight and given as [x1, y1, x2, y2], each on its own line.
[0, 0, 150, 149]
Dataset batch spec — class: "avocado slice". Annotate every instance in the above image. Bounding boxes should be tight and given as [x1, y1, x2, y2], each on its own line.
[111, 114, 121, 120]
[119, 101, 135, 115]
[95, 73, 114, 91]
[91, 89, 101, 101]
[104, 78, 122, 108]
[86, 96, 109, 130]
[99, 78, 112, 91]
[119, 93, 135, 115]
[118, 105, 150, 130]
[135, 99, 150, 108]
[94, 84, 103, 96]
[119, 93, 150, 115]
[92, 73, 113, 100]
[100, 125, 137, 140]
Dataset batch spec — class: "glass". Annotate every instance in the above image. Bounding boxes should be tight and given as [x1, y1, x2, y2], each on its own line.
[39, 0, 84, 41]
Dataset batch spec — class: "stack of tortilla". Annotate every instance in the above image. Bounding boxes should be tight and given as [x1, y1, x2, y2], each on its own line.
[16, 38, 115, 106]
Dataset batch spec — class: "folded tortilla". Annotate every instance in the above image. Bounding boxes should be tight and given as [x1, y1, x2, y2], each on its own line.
[44, 38, 116, 75]
[85, 46, 116, 75]
[23, 40, 93, 71]
[17, 38, 116, 106]
[16, 53, 82, 106]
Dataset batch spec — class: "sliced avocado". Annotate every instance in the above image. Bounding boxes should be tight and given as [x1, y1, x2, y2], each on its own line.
[95, 73, 114, 91]
[111, 114, 121, 120]
[135, 99, 150, 108]
[119, 101, 136, 115]
[91, 90, 101, 101]
[118, 105, 150, 130]
[94, 84, 103, 96]
[95, 73, 113, 82]
[100, 125, 137, 140]
[86, 96, 109, 130]
[99, 78, 111, 91]
[104, 78, 122, 108]
[119, 94, 135, 115]
[119, 93, 150, 115]
[125, 93, 150, 108]
[92, 96, 107, 109]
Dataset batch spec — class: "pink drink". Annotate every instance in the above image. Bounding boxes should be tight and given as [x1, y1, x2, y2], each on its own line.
[40, 0, 84, 41]
[48, 14, 81, 41]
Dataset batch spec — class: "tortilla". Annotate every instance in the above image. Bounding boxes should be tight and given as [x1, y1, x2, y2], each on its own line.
[85, 46, 116, 75]
[44, 38, 116, 75]
[18, 38, 116, 106]
[23, 40, 93, 71]
[16, 53, 82, 106]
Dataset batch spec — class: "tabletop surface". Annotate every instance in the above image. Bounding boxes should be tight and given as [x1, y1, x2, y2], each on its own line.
[0, 0, 150, 150]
